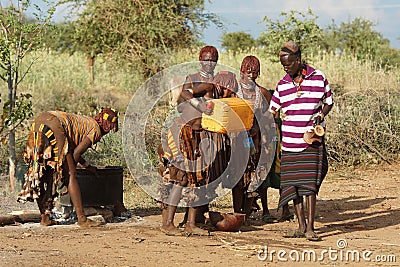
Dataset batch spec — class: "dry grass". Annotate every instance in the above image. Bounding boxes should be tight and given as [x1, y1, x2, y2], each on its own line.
[1, 48, 399, 206]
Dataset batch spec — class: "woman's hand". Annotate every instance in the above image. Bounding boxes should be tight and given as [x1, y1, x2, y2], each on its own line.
[85, 165, 99, 177]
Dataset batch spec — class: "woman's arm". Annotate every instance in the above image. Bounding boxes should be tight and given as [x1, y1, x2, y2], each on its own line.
[73, 136, 93, 166]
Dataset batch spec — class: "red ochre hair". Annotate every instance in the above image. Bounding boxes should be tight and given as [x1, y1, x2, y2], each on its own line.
[199, 46, 219, 61]
[240, 55, 260, 76]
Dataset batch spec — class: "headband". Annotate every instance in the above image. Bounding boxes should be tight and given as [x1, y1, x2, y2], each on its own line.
[101, 108, 119, 123]
[280, 46, 301, 56]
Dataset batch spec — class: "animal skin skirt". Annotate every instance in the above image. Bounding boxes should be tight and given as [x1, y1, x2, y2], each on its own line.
[18, 112, 69, 213]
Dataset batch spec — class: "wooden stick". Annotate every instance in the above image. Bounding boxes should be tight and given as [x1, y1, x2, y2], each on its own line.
[0, 211, 41, 226]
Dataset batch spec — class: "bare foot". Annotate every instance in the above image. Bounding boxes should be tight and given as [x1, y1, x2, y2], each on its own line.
[184, 225, 209, 236]
[77, 218, 102, 228]
[160, 224, 182, 236]
[40, 219, 59, 226]
[40, 214, 59, 226]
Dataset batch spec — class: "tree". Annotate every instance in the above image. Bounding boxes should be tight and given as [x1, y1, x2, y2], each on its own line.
[326, 18, 388, 59]
[58, 0, 222, 78]
[377, 40, 400, 68]
[323, 17, 400, 67]
[221, 31, 256, 54]
[0, 0, 54, 191]
[0, 93, 33, 141]
[258, 9, 324, 61]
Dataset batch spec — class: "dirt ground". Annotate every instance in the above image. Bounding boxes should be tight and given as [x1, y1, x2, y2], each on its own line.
[0, 163, 399, 267]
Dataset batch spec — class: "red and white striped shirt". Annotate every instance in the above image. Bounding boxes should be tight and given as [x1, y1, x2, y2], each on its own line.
[269, 64, 334, 152]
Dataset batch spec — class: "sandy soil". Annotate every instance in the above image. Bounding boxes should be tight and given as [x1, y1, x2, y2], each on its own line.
[0, 163, 399, 267]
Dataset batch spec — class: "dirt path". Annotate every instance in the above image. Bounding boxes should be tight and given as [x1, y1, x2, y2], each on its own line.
[0, 164, 399, 266]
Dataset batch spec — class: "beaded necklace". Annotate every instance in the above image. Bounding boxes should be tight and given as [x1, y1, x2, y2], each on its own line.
[199, 69, 214, 81]
[240, 84, 256, 99]
[293, 65, 307, 97]
[237, 82, 261, 109]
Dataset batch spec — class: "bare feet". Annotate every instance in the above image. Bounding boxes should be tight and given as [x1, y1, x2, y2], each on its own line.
[77, 218, 102, 228]
[40, 214, 59, 226]
[40, 219, 59, 226]
[160, 224, 182, 236]
[184, 225, 209, 236]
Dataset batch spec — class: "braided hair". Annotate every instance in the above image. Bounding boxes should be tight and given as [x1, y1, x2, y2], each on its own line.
[240, 55, 260, 77]
[199, 46, 219, 62]
[213, 71, 238, 96]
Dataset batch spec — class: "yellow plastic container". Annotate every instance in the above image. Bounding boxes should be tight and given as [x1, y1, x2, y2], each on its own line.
[201, 98, 254, 134]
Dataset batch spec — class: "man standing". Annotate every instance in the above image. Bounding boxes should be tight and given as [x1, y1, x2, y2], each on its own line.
[269, 42, 334, 241]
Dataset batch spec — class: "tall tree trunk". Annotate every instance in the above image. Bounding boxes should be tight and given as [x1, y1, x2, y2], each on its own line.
[9, 129, 16, 192]
[7, 66, 16, 192]
[86, 54, 95, 85]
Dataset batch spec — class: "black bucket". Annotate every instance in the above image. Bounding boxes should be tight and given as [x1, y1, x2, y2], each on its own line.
[59, 166, 124, 208]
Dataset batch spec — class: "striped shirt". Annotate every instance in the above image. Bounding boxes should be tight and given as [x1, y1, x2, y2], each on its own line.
[48, 111, 102, 148]
[269, 64, 334, 152]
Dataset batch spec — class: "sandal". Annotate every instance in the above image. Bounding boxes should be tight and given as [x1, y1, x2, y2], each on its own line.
[305, 231, 321, 241]
[261, 214, 277, 223]
[283, 229, 305, 238]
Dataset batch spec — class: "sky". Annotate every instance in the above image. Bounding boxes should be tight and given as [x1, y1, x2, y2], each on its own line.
[1, 0, 399, 49]
[201, 0, 400, 49]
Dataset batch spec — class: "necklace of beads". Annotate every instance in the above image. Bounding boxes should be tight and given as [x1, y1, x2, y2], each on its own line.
[200, 70, 214, 81]
[293, 66, 307, 97]
[240, 80, 255, 91]
[237, 82, 261, 109]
